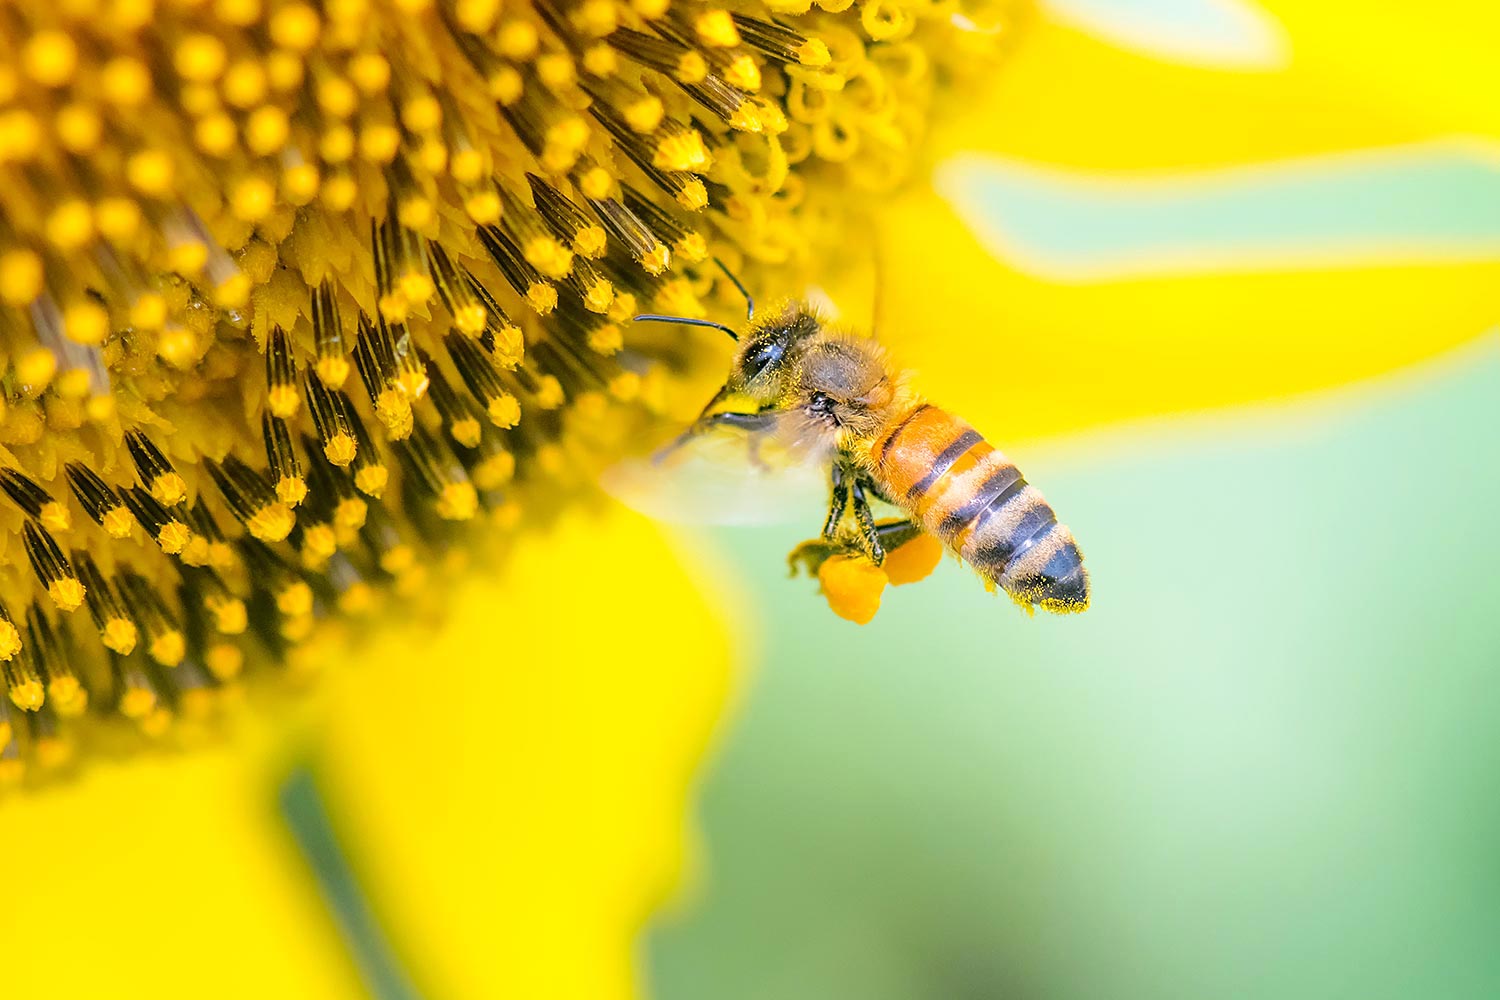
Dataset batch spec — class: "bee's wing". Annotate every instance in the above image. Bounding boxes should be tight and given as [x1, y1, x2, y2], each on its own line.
[602, 411, 834, 526]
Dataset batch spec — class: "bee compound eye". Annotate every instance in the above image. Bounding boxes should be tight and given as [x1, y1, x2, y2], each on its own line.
[742, 341, 784, 379]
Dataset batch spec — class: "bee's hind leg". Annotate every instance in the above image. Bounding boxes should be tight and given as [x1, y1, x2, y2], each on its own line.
[847, 477, 887, 564]
[873, 519, 923, 552]
[789, 459, 855, 577]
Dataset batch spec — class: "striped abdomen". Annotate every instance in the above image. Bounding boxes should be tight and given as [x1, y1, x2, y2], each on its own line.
[868, 403, 1089, 613]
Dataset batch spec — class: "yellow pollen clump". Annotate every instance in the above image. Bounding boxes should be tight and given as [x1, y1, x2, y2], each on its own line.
[573, 224, 608, 258]
[578, 166, 614, 200]
[141, 706, 175, 736]
[17, 348, 56, 388]
[0, 621, 20, 660]
[474, 451, 515, 490]
[324, 432, 357, 466]
[231, 176, 277, 222]
[818, 554, 888, 625]
[497, 20, 539, 59]
[883, 534, 945, 586]
[283, 163, 321, 205]
[375, 391, 415, 437]
[277, 581, 315, 617]
[10, 678, 46, 712]
[39, 501, 71, 534]
[694, 9, 741, 46]
[725, 56, 762, 92]
[223, 60, 269, 108]
[247, 503, 296, 542]
[157, 522, 193, 555]
[176, 34, 229, 83]
[63, 301, 110, 345]
[583, 43, 618, 77]
[270, 4, 321, 49]
[451, 416, 483, 448]
[465, 189, 503, 225]
[301, 523, 339, 562]
[56, 104, 103, 153]
[120, 686, 156, 719]
[334, 497, 368, 530]
[157, 326, 200, 368]
[487, 394, 521, 428]
[150, 473, 188, 508]
[455, 0, 500, 32]
[268, 384, 301, 418]
[151, 631, 187, 667]
[48, 577, 87, 612]
[355, 466, 388, 498]
[795, 39, 832, 67]
[316, 355, 352, 389]
[436, 482, 479, 521]
[102, 507, 137, 539]
[676, 52, 709, 84]
[130, 293, 168, 331]
[205, 643, 244, 681]
[102, 618, 140, 655]
[101, 57, 152, 106]
[0, 251, 43, 306]
[23, 31, 78, 87]
[245, 106, 291, 155]
[276, 476, 309, 506]
[45, 200, 94, 251]
[210, 598, 249, 635]
[654, 131, 712, 172]
[126, 150, 175, 197]
[48, 675, 83, 711]
[677, 179, 709, 210]
[588, 324, 624, 354]
[527, 283, 558, 314]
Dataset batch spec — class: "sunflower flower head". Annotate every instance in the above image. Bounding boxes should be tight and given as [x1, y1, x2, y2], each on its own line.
[0, 0, 1018, 782]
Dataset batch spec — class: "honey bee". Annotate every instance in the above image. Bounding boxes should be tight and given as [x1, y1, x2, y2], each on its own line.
[638, 280, 1090, 618]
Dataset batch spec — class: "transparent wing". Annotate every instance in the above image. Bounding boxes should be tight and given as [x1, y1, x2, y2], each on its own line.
[602, 411, 834, 527]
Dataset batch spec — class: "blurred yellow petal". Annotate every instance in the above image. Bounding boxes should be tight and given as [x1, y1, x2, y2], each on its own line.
[875, 184, 1498, 442]
[970, 5, 1500, 169]
[0, 506, 733, 1000]
[861, 2, 1500, 442]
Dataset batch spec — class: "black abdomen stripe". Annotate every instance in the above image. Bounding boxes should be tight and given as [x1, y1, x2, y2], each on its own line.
[936, 466, 1025, 541]
[906, 430, 983, 501]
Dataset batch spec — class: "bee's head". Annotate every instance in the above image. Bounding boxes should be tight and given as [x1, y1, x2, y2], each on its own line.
[724, 304, 824, 408]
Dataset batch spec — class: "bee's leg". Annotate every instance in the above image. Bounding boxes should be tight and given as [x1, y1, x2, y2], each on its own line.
[654, 410, 779, 464]
[821, 461, 850, 539]
[789, 459, 854, 577]
[873, 519, 923, 552]
[848, 478, 886, 564]
[787, 539, 837, 578]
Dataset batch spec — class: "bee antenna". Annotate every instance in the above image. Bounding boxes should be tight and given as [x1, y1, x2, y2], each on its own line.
[712, 257, 754, 320]
[633, 314, 740, 341]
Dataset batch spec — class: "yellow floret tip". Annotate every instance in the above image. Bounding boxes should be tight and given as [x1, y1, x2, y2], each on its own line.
[10, 678, 45, 712]
[49, 578, 87, 612]
[151, 632, 187, 667]
[247, 503, 296, 542]
[0, 622, 20, 660]
[436, 482, 479, 521]
[102, 618, 140, 655]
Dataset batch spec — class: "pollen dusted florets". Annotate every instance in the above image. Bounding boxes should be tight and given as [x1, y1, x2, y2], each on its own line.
[0, 0, 1016, 782]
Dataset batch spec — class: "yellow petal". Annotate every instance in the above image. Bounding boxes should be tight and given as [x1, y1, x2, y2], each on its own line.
[0, 507, 733, 1000]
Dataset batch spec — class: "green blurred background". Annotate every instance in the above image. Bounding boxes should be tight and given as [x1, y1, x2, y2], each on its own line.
[647, 341, 1500, 999]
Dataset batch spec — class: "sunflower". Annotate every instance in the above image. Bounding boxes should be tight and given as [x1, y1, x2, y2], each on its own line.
[0, 0, 1020, 775]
